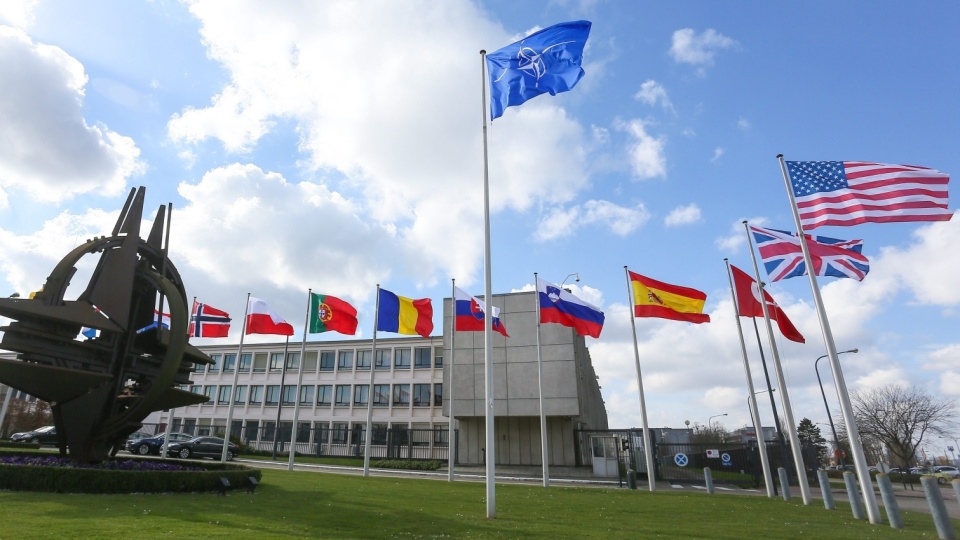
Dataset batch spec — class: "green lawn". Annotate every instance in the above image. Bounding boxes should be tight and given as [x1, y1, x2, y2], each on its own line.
[0, 468, 955, 538]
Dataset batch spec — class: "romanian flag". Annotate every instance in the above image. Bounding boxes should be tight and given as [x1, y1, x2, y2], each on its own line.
[629, 270, 710, 324]
[376, 288, 433, 338]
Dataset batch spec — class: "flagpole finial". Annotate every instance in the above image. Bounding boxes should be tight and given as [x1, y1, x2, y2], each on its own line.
[742, 220, 748, 225]
[480, 49, 486, 55]
[723, 258, 728, 262]
[776, 153, 783, 158]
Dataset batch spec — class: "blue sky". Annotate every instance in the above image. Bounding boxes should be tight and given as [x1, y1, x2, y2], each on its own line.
[1, 1, 957, 452]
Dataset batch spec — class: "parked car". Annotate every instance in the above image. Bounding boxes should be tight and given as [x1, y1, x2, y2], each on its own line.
[934, 465, 960, 478]
[10, 425, 57, 445]
[166, 436, 239, 460]
[124, 430, 153, 442]
[126, 432, 193, 455]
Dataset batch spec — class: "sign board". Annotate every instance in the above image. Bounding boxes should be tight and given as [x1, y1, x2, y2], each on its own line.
[674, 453, 689, 467]
[706, 449, 719, 458]
[721, 453, 732, 467]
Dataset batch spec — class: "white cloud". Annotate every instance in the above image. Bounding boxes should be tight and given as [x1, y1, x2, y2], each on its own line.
[0, 26, 142, 204]
[669, 28, 737, 75]
[876, 214, 960, 306]
[664, 203, 702, 227]
[711, 147, 724, 162]
[634, 79, 673, 112]
[535, 199, 650, 241]
[737, 117, 750, 130]
[617, 118, 666, 179]
[715, 216, 766, 252]
[0, 0, 37, 29]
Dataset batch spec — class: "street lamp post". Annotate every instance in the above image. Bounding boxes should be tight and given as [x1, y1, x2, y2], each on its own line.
[815, 348, 858, 468]
[560, 273, 580, 290]
[707, 413, 728, 431]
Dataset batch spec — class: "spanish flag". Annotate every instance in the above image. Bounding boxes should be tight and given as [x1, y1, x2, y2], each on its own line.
[629, 270, 710, 324]
[376, 288, 434, 338]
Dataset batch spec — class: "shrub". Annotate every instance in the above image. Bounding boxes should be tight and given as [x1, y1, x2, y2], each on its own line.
[372, 459, 443, 471]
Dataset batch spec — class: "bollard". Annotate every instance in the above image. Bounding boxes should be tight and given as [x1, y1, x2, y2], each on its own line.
[778, 467, 791, 501]
[843, 471, 865, 520]
[953, 479, 960, 506]
[627, 469, 637, 490]
[704, 467, 714, 495]
[876, 474, 901, 529]
[816, 470, 835, 510]
[921, 476, 956, 540]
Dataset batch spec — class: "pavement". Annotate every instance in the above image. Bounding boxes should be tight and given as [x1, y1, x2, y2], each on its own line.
[241, 459, 960, 520]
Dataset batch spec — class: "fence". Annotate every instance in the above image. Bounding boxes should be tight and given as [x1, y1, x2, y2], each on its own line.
[141, 423, 457, 462]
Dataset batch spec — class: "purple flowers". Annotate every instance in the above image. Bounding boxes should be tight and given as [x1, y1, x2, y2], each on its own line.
[0, 455, 203, 471]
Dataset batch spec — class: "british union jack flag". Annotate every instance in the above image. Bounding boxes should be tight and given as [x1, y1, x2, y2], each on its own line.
[749, 225, 870, 282]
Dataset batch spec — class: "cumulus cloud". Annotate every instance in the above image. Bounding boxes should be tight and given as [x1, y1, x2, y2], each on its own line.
[535, 199, 650, 241]
[0, 26, 142, 204]
[664, 203, 702, 227]
[715, 217, 767, 252]
[876, 213, 960, 306]
[0, 0, 37, 29]
[634, 79, 674, 113]
[711, 147, 724, 162]
[617, 118, 667, 179]
[669, 28, 737, 74]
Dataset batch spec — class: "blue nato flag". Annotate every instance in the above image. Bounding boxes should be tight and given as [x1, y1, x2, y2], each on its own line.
[486, 20, 591, 120]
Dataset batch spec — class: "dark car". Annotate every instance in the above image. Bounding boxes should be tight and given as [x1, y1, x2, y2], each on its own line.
[166, 436, 239, 460]
[126, 432, 193, 455]
[10, 425, 58, 445]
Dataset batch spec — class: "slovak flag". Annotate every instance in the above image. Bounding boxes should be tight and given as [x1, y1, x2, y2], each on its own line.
[189, 301, 232, 338]
[246, 297, 294, 336]
[453, 286, 509, 337]
[536, 277, 604, 338]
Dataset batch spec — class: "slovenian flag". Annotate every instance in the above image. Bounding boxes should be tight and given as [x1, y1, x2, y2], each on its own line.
[453, 286, 509, 337]
[246, 297, 294, 336]
[536, 277, 604, 338]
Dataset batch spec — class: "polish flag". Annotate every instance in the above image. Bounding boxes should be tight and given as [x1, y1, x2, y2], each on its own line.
[246, 297, 294, 336]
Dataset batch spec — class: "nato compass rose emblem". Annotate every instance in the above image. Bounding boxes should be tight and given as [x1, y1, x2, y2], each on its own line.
[546, 285, 562, 303]
[496, 38, 578, 89]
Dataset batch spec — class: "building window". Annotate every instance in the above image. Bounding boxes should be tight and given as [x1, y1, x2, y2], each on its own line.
[299, 385, 314, 405]
[317, 385, 332, 406]
[332, 422, 348, 444]
[190, 385, 202, 395]
[281, 385, 297, 406]
[434, 346, 443, 368]
[394, 349, 411, 369]
[319, 351, 335, 371]
[222, 353, 236, 373]
[376, 349, 390, 370]
[414, 347, 431, 368]
[249, 385, 263, 405]
[297, 421, 311, 443]
[373, 384, 390, 407]
[203, 385, 216, 401]
[234, 385, 247, 404]
[217, 385, 232, 404]
[269, 353, 284, 372]
[207, 354, 221, 374]
[286, 352, 300, 371]
[392, 384, 410, 406]
[303, 351, 318, 372]
[335, 385, 351, 407]
[265, 385, 280, 405]
[356, 350, 371, 371]
[353, 384, 369, 406]
[433, 383, 443, 407]
[239, 353, 252, 372]
[253, 352, 268, 373]
[338, 350, 353, 371]
[434, 425, 449, 445]
[413, 384, 431, 407]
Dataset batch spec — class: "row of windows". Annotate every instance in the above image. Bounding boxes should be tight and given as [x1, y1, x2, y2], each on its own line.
[189, 383, 443, 408]
[172, 419, 448, 446]
[200, 347, 442, 375]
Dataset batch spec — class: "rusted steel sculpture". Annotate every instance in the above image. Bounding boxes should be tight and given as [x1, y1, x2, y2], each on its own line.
[0, 187, 212, 462]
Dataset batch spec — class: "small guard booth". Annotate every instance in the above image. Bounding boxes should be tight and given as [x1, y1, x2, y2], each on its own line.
[591, 435, 619, 477]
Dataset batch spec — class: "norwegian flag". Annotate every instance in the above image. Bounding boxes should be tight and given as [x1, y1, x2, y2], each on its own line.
[749, 225, 870, 282]
[188, 300, 232, 338]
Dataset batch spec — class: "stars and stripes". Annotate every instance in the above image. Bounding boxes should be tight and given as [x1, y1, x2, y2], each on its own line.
[749, 225, 870, 282]
[787, 161, 951, 229]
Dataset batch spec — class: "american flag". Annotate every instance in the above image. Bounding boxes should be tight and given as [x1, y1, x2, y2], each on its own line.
[749, 225, 870, 282]
[786, 161, 951, 229]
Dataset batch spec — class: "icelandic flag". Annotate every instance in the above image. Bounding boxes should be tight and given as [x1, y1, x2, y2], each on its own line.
[486, 20, 591, 120]
[749, 225, 870, 282]
[453, 286, 509, 337]
[536, 277, 604, 338]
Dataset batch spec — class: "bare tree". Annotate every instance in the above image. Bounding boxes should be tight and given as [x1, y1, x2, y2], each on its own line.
[849, 385, 956, 469]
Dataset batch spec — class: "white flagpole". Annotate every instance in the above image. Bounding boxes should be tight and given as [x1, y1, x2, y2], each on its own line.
[533, 273, 550, 487]
[724, 259, 775, 497]
[271, 336, 291, 459]
[776, 154, 882, 523]
[623, 267, 656, 491]
[743, 222, 812, 504]
[480, 49, 497, 518]
[362, 285, 381, 477]
[288, 288, 312, 471]
[448, 279, 457, 482]
[221, 292, 250, 462]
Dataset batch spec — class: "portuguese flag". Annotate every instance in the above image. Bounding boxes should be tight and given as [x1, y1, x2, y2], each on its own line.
[308, 293, 358, 335]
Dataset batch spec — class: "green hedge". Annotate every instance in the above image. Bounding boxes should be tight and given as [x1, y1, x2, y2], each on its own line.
[372, 459, 443, 471]
[0, 459, 262, 494]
